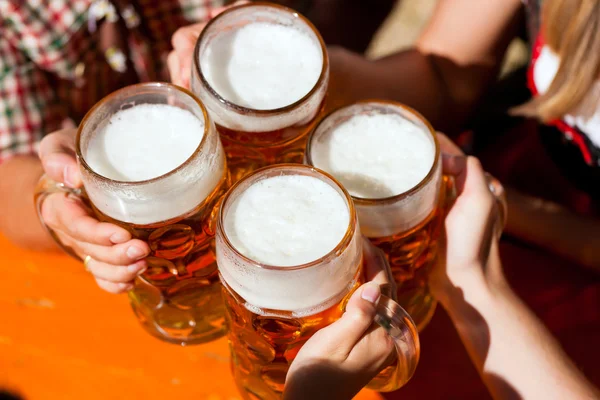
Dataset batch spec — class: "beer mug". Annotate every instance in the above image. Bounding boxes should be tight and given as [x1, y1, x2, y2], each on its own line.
[216, 164, 420, 399]
[305, 100, 455, 331]
[191, 2, 329, 182]
[35, 83, 230, 344]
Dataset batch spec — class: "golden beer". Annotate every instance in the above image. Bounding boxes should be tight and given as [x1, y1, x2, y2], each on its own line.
[76, 83, 230, 344]
[369, 177, 453, 330]
[306, 100, 453, 331]
[92, 177, 228, 344]
[191, 3, 329, 182]
[216, 164, 419, 399]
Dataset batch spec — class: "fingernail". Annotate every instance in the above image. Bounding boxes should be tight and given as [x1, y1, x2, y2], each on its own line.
[127, 261, 146, 274]
[127, 246, 145, 259]
[120, 283, 135, 292]
[63, 165, 75, 187]
[110, 232, 129, 244]
[361, 283, 381, 305]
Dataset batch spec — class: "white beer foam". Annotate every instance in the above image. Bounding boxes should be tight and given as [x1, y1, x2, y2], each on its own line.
[194, 13, 327, 133]
[87, 104, 203, 182]
[201, 22, 322, 111]
[310, 105, 440, 237]
[311, 113, 434, 198]
[83, 104, 225, 225]
[218, 175, 360, 313]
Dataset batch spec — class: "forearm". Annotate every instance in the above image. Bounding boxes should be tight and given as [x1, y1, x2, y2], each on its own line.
[0, 155, 56, 250]
[442, 263, 597, 399]
[328, 47, 493, 133]
[505, 188, 600, 272]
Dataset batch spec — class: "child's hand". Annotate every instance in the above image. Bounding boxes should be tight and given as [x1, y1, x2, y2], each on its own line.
[284, 240, 397, 400]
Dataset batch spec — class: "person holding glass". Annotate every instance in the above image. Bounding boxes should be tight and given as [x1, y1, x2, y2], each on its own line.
[282, 137, 598, 400]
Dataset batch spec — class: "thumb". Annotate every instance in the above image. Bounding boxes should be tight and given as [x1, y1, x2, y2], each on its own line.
[308, 282, 380, 359]
[346, 282, 380, 322]
[38, 129, 82, 188]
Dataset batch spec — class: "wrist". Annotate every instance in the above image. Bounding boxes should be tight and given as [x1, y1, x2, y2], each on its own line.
[436, 262, 509, 316]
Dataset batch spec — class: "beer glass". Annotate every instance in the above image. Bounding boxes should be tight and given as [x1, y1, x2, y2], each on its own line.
[216, 164, 420, 399]
[192, 2, 329, 182]
[306, 100, 453, 331]
[35, 83, 230, 344]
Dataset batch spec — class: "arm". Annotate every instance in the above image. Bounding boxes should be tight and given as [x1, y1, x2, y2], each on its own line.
[0, 6, 149, 294]
[0, 156, 52, 249]
[434, 138, 598, 400]
[327, 0, 523, 132]
[0, 34, 62, 249]
[442, 250, 598, 400]
[169, 0, 521, 133]
[506, 188, 600, 272]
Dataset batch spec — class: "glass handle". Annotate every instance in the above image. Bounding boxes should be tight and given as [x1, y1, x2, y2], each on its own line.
[34, 174, 85, 261]
[442, 174, 457, 211]
[443, 173, 506, 237]
[371, 294, 420, 391]
[484, 173, 507, 237]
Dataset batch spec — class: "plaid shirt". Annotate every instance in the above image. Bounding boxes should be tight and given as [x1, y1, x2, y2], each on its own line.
[0, 0, 225, 163]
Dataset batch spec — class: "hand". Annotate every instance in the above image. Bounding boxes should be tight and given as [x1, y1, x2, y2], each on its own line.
[167, 1, 248, 89]
[284, 239, 396, 400]
[429, 134, 505, 305]
[38, 129, 150, 294]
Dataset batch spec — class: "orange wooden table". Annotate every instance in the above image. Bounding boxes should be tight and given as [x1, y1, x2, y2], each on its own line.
[0, 235, 381, 400]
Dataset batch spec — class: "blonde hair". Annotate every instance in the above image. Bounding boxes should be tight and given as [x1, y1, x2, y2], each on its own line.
[513, 0, 600, 122]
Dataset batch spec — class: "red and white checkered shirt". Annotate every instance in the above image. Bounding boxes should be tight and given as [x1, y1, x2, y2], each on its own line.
[0, 0, 224, 163]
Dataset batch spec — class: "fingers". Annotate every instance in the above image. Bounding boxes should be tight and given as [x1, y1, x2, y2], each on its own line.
[442, 153, 468, 178]
[77, 239, 149, 265]
[452, 157, 495, 224]
[167, 51, 183, 87]
[436, 132, 470, 179]
[94, 277, 134, 294]
[436, 132, 464, 156]
[362, 238, 396, 298]
[170, 23, 205, 88]
[343, 282, 381, 344]
[445, 157, 497, 264]
[462, 157, 493, 199]
[346, 323, 395, 375]
[39, 129, 81, 188]
[86, 258, 146, 283]
[446, 156, 489, 201]
[436, 133, 497, 206]
[437, 131, 468, 179]
[42, 193, 132, 246]
[169, 1, 249, 88]
[169, 11, 229, 88]
[310, 283, 381, 359]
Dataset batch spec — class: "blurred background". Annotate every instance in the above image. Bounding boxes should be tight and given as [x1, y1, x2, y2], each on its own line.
[368, 0, 528, 78]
